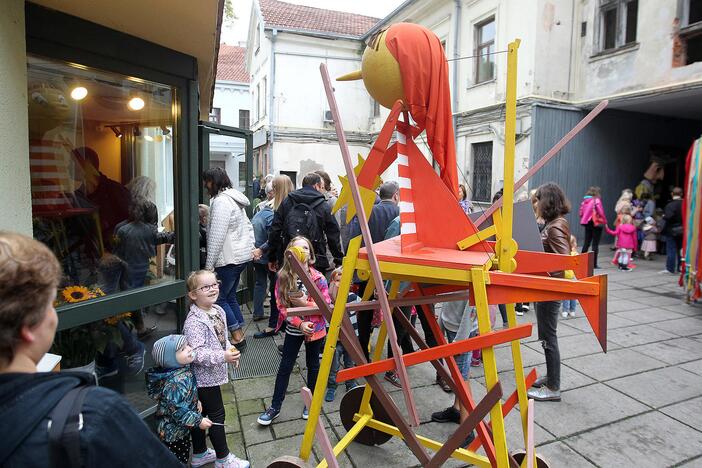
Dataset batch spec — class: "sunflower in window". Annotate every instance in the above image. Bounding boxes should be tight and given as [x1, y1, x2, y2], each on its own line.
[62, 285, 91, 303]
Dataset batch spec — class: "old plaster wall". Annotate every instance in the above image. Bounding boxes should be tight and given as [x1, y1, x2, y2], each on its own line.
[0, 0, 32, 235]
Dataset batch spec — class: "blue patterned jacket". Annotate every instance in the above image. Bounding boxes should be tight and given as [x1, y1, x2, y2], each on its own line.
[146, 366, 202, 442]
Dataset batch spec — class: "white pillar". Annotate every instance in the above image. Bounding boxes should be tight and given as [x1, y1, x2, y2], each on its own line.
[0, 0, 32, 235]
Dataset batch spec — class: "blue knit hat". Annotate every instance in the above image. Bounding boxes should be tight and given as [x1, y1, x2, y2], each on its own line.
[152, 335, 187, 369]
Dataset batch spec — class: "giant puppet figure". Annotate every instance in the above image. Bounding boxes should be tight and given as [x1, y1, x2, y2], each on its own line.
[269, 23, 609, 468]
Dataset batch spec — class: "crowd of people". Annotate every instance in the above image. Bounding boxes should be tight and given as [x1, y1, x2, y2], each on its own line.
[578, 184, 684, 274]
[0, 164, 687, 466]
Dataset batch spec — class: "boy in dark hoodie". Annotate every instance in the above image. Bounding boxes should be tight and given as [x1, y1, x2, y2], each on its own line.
[0, 232, 180, 467]
[146, 335, 213, 465]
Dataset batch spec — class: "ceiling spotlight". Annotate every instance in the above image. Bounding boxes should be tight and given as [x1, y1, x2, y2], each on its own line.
[160, 125, 170, 135]
[110, 126, 123, 138]
[70, 86, 88, 101]
[144, 135, 154, 142]
[128, 97, 145, 111]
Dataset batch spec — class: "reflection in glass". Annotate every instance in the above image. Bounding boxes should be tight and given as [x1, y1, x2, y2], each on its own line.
[51, 300, 180, 413]
[27, 55, 177, 307]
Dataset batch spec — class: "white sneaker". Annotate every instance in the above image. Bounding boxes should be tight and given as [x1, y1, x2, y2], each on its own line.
[561, 311, 568, 319]
[568, 311, 575, 318]
[215, 453, 250, 468]
[516, 310, 524, 317]
[191, 448, 216, 467]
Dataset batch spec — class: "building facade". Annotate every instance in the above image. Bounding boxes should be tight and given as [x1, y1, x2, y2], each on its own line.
[210, 44, 251, 191]
[246, 0, 382, 188]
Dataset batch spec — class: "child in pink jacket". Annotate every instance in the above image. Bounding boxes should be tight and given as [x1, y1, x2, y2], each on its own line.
[606, 214, 637, 271]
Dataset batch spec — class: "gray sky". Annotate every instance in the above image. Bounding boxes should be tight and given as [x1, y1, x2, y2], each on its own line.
[222, 0, 404, 45]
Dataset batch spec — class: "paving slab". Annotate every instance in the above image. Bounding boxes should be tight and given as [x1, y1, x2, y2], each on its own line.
[344, 430, 426, 468]
[224, 402, 241, 433]
[632, 337, 702, 365]
[680, 359, 702, 376]
[489, 364, 595, 396]
[238, 398, 265, 416]
[607, 299, 653, 313]
[234, 375, 277, 400]
[562, 348, 664, 381]
[525, 332, 611, 361]
[225, 432, 247, 462]
[272, 414, 331, 439]
[503, 409, 556, 450]
[607, 366, 702, 408]
[659, 395, 702, 432]
[632, 294, 688, 307]
[613, 307, 687, 324]
[239, 413, 275, 445]
[566, 411, 702, 467]
[653, 316, 702, 337]
[533, 441, 597, 467]
[263, 391, 308, 424]
[533, 383, 648, 437]
[662, 303, 702, 317]
[565, 313, 637, 331]
[677, 456, 702, 467]
[607, 323, 679, 347]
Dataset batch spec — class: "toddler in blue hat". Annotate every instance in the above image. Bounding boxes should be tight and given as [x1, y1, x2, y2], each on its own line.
[146, 335, 213, 465]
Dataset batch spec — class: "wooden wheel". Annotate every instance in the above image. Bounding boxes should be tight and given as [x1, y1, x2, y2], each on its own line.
[266, 455, 312, 468]
[510, 451, 551, 468]
[339, 385, 393, 446]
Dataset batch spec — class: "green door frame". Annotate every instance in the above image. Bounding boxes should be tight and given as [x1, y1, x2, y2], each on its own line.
[198, 122, 255, 305]
[26, 3, 200, 331]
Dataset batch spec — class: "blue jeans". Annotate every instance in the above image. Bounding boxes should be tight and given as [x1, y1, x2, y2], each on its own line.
[562, 299, 577, 312]
[271, 333, 322, 411]
[665, 235, 681, 273]
[215, 262, 248, 331]
[328, 342, 357, 390]
[444, 329, 470, 380]
[253, 263, 279, 323]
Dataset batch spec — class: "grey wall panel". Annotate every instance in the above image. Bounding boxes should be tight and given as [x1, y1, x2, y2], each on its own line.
[529, 105, 702, 243]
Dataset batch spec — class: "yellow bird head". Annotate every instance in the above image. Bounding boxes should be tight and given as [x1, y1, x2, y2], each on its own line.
[337, 28, 405, 110]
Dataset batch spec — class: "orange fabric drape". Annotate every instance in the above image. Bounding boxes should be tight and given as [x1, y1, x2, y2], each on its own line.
[385, 23, 458, 196]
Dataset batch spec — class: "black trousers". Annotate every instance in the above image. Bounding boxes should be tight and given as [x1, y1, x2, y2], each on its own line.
[272, 333, 323, 410]
[387, 308, 416, 358]
[191, 386, 228, 459]
[581, 221, 603, 267]
[165, 436, 191, 464]
[535, 301, 561, 390]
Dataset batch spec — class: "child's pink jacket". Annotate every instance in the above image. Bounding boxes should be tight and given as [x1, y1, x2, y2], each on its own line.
[606, 224, 638, 250]
[275, 266, 329, 342]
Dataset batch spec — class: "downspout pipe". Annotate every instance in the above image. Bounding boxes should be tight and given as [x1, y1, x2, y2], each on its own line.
[452, 0, 461, 132]
[269, 28, 277, 171]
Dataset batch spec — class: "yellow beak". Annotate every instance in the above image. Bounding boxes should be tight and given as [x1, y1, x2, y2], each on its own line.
[336, 70, 362, 81]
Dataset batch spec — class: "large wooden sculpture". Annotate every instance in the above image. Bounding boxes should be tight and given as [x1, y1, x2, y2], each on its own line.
[268, 23, 608, 468]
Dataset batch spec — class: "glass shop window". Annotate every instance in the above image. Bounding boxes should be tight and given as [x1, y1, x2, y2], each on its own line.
[51, 299, 181, 412]
[27, 55, 177, 307]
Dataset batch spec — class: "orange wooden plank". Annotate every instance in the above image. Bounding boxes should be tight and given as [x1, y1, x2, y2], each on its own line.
[336, 324, 532, 382]
[358, 237, 493, 270]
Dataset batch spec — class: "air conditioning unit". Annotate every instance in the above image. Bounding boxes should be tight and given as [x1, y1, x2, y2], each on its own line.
[323, 110, 334, 123]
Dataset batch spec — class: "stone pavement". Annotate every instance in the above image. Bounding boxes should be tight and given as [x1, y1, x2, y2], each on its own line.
[216, 252, 702, 468]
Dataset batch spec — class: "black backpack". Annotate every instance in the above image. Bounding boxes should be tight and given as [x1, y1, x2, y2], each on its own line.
[284, 198, 325, 247]
[47, 384, 93, 467]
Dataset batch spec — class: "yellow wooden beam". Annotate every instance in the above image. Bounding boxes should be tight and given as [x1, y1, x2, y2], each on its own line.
[457, 225, 498, 251]
[300, 237, 362, 460]
[352, 415, 492, 468]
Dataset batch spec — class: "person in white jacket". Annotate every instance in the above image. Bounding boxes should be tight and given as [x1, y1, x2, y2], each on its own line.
[203, 168, 254, 350]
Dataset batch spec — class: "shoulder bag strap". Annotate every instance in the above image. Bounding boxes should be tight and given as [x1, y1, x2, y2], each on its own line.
[48, 386, 91, 468]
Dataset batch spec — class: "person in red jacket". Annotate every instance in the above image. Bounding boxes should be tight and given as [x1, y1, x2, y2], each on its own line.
[606, 215, 638, 271]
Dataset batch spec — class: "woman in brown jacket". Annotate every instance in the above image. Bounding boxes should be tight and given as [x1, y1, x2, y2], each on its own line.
[527, 183, 571, 402]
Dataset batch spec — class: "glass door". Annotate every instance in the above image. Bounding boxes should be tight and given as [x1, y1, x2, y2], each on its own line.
[198, 122, 254, 304]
